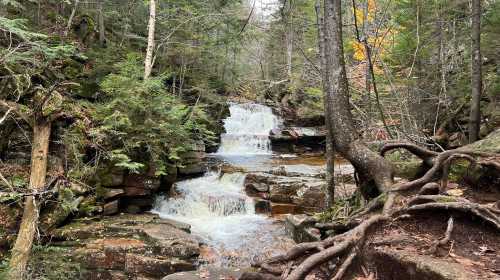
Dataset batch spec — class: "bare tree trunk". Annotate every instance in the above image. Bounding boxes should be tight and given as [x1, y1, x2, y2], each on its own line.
[64, 0, 80, 36]
[468, 0, 481, 143]
[315, 0, 335, 207]
[98, 0, 106, 46]
[144, 0, 156, 80]
[284, 0, 293, 78]
[8, 118, 51, 280]
[324, 0, 393, 199]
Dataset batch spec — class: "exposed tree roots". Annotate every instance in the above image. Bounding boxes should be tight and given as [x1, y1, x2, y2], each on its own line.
[243, 143, 499, 280]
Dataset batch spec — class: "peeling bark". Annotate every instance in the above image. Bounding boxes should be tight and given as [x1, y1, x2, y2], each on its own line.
[8, 118, 51, 280]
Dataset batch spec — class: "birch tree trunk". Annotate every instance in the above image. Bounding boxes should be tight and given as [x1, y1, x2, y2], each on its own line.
[7, 118, 51, 280]
[315, 0, 335, 207]
[468, 0, 482, 143]
[323, 0, 393, 199]
[144, 0, 156, 80]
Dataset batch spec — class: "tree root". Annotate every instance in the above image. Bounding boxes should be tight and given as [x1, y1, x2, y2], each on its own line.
[247, 144, 499, 280]
[380, 142, 438, 165]
[429, 217, 454, 254]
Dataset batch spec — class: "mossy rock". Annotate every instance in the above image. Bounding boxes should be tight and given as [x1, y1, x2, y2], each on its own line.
[26, 246, 85, 279]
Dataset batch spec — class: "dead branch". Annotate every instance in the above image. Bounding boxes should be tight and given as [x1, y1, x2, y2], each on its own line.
[429, 217, 454, 254]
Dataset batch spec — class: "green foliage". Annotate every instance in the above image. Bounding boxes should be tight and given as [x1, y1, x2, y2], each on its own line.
[316, 192, 364, 223]
[92, 53, 215, 175]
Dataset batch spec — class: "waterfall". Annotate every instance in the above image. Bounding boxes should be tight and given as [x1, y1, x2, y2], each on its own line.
[152, 103, 283, 264]
[217, 103, 279, 155]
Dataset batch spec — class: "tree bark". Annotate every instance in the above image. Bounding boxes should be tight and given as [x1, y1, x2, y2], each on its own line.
[323, 0, 393, 199]
[8, 118, 51, 280]
[284, 0, 293, 78]
[144, 0, 156, 80]
[315, 0, 335, 207]
[468, 0, 482, 143]
[98, 0, 106, 46]
[64, 0, 80, 37]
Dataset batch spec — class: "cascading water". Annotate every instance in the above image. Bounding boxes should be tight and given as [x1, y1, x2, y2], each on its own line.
[217, 103, 279, 155]
[152, 103, 287, 266]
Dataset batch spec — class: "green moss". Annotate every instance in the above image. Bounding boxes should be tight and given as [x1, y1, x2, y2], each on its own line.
[27, 245, 84, 279]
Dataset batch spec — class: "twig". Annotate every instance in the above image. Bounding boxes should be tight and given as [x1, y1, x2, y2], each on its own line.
[429, 217, 454, 254]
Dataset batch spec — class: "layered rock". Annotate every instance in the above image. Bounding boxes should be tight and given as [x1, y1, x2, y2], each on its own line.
[245, 172, 326, 214]
[51, 213, 200, 279]
[245, 163, 356, 215]
[270, 126, 326, 153]
[178, 140, 206, 177]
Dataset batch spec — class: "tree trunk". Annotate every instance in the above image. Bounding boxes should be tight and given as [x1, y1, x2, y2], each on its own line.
[284, 0, 293, 78]
[315, 0, 335, 207]
[98, 0, 106, 46]
[64, 0, 79, 36]
[144, 0, 156, 80]
[8, 118, 51, 280]
[323, 0, 393, 199]
[468, 0, 482, 143]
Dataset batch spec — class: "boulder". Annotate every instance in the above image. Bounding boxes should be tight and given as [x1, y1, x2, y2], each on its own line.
[270, 126, 326, 152]
[245, 172, 327, 213]
[103, 200, 119, 216]
[53, 213, 200, 279]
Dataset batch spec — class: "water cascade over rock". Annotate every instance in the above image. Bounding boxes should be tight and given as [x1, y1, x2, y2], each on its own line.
[217, 103, 280, 155]
[153, 103, 285, 266]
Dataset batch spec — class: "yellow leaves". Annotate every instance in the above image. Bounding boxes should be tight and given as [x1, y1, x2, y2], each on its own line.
[352, 0, 376, 25]
[352, 41, 366, 61]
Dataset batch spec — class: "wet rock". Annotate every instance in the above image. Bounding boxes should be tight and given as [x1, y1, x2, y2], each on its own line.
[270, 203, 297, 215]
[285, 214, 321, 243]
[270, 126, 326, 153]
[254, 199, 271, 214]
[103, 200, 119, 216]
[246, 182, 269, 193]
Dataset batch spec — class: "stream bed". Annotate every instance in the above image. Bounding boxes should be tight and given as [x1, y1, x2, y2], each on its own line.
[152, 103, 319, 267]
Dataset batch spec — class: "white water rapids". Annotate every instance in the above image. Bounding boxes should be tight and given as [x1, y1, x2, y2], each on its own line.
[152, 103, 288, 266]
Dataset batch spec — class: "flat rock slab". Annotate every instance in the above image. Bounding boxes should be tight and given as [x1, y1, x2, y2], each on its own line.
[51, 213, 200, 279]
[162, 266, 244, 280]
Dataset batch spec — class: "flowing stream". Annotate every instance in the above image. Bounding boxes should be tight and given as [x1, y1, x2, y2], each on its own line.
[153, 103, 289, 266]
